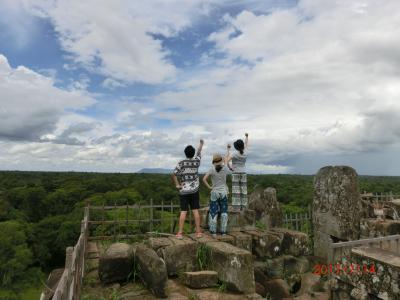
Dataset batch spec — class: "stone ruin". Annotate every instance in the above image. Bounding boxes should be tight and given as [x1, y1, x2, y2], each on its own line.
[82, 186, 329, 300]
[77, 166, 399, 299]
[313, 166, 400, 300]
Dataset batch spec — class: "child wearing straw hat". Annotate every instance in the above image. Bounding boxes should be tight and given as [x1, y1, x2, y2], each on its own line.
[202, 153, 231, 237]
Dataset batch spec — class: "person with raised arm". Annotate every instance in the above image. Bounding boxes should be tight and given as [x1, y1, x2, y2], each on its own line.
[226, 133, 249, 210]
[202, 152, 231, 237]
[172, 139, 204, 239]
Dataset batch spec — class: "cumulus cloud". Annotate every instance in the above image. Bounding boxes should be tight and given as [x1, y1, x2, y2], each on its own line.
[24, 0, 214, 84]
[155, 0, 400, 163]
[0, 54, 95, 141]
[2, 0, 400, 174]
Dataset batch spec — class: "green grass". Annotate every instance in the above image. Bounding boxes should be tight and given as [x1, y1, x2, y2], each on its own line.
[19, 286, 42, 300]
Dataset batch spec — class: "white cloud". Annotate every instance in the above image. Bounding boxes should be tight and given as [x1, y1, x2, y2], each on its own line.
[24, 0, 215, 84]
[0, 54, 95, 141]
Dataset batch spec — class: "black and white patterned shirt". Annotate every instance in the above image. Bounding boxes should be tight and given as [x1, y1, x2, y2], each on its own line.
[173, 154, 201, 195]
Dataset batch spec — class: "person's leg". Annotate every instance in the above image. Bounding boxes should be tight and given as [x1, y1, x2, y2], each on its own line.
[208, 192, 218, 235]
[232, 173, 241, 210]
[220, 194, 229, 234]
[177, 194, 189, 236]
[240, 173, 248, 210]
[178, 211, 187, 234]
[192, 209, 202, 236]
[190, 191, 202, 236]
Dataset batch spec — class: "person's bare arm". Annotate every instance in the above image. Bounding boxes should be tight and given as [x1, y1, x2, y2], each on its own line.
[196, 139, 204, 156]
[245, 133, 249, 149]
[202, 173, 212, 190]
[172, 174, 182, 189]
[226, 144, 233, 170]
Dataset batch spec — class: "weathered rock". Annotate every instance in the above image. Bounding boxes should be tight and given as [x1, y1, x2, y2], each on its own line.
[313, 166, 361, 260]
[145, 237, 173, 251]
[263, 256, 285, 279]
[296, 273, 322, 295]
[183, 270, 218, 288]
[99, 243, 134, 284]
[207, 241, 255, 294]
[270, 228, 311, 256]
[255, 282, 267, 297]
[160, 236, 198, 275]
[254, 268, 269, 287]
[244, 229, 282, 258]
[228, 231, 252, 252]
[135, 244, 168, 298]
[360, 218, 400, 239]
[249, 187, 283, 228]
[339, 247, 400, 300]
[264, 279, 291, 300]
[284, 255, 310, 276]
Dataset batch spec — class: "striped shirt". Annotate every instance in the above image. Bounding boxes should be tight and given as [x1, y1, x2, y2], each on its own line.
[173, 155, 201, 195]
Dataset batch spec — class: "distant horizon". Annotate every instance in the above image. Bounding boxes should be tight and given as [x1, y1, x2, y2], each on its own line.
[1, 167, 400, 178]
[1, 1, 400, 175]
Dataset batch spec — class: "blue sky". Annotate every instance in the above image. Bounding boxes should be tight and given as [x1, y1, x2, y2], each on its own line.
[1, 0, 400, 175]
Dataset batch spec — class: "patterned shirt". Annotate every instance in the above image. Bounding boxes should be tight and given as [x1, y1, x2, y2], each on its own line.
[173, 154, 201, 195]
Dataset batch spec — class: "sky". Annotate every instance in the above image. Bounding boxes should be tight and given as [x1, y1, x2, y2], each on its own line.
[1, 0, 400, 175]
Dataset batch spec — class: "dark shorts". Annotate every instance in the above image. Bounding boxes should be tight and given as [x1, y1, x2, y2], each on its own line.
[179, 191, 200, 211]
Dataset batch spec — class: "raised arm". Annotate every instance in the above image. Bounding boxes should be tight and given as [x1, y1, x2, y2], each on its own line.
[196, 139, 204, 156]
[202, 173, 212, 190]
[226, 143, 233, 170]
[245, 133, 249, 149]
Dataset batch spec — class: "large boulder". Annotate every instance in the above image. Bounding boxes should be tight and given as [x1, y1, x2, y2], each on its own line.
[135, 244, 168, 298]
[313, 166, 361, 260]
[249, 187, 283, 228]
[99, 243, 134, 284]
[159, 236, 198, 275]
[206, 241, 255, 294]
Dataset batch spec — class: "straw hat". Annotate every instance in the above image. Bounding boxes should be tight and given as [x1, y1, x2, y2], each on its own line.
[212, 153, 223, 165]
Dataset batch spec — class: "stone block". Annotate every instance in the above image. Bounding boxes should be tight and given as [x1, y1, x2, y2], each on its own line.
[145, 237, 173, 251]
[271, 228, 311, 256]
[99, 242, 134, 284]
[249, 187, 283, 228]
[207, 241, 255, 294]
[244, 229, 282, 258]
[284, 255, 310, 276]
[160, 236, 198, 275]
[183, 270, 218, 288]
[229, 231, 252, 252]
[135, 244, 168, 298]
[360, 218, 400, 238]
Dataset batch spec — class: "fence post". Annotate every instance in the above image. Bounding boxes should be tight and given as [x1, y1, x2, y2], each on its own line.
[150, 198, 154, 232]
[65, 247, 73, 299]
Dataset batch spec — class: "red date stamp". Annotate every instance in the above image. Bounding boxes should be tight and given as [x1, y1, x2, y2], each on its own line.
[313, 263, 376, 275]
